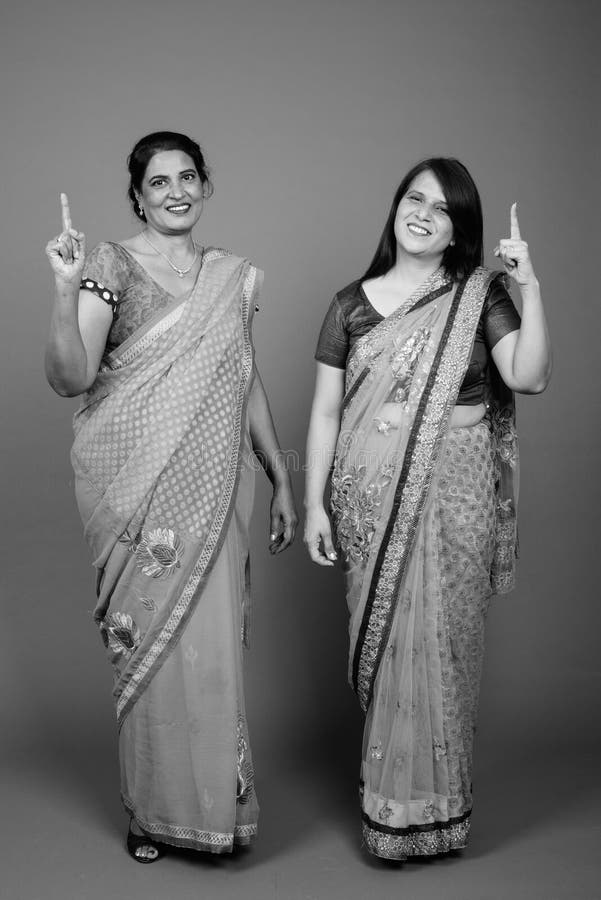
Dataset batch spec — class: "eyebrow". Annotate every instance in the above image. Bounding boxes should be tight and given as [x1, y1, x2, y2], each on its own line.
[148, 169, 197, 179]
[407, 189, 447, 205]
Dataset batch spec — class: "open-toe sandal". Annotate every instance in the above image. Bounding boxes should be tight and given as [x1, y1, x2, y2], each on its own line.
[126, 822, 166, 864]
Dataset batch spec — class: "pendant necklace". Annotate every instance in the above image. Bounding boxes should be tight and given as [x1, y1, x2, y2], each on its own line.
[141, 231, 199, 278]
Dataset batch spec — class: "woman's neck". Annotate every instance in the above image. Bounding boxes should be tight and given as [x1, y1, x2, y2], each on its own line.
[383, 251, 442, 288]
[144, 227, 196, 256]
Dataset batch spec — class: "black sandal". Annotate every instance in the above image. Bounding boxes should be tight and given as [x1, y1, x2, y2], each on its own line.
[126, 821, 166, 864]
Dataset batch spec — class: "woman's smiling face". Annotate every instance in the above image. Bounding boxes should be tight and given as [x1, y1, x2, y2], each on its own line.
[394, 170, 454, 262]
[137, 149, 204, 234]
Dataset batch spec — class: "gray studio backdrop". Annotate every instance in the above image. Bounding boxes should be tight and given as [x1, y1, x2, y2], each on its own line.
[1, 0, 599, 831]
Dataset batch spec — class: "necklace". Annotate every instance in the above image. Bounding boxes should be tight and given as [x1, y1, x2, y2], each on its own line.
[141, 231, 199, 278]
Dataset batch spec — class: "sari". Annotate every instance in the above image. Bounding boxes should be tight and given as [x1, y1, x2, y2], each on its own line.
[330, 267, 518, 860]
[71, 249, 261, 852]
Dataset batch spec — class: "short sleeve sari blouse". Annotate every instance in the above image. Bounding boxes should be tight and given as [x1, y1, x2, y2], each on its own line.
[315, 276, 521, 405]
[81, 242, 178, 355]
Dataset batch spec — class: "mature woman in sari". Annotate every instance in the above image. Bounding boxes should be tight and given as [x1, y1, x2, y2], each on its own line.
[304, 158, 551, 861]
[45, 132, 297, 862]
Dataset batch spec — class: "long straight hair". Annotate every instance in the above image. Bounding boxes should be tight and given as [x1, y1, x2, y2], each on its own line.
[363, 158, 483, 283]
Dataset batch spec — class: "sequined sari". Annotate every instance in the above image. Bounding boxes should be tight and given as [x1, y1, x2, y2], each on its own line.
[72, 250, 261, 852]
[330, 267, 518, 859]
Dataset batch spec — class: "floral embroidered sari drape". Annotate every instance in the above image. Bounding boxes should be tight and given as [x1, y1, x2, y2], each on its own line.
[72, 250, 261, 852]
[330, 268, 518, 859]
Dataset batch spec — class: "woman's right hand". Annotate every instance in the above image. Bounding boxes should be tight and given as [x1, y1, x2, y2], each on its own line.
[304, 505, 338, 566]
[45, 193, 86, 285]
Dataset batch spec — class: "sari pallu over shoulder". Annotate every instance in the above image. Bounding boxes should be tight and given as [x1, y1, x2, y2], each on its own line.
[72, 250, 261, 726]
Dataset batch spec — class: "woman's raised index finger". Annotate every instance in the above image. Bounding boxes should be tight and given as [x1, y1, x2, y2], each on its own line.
[60, 192, 72, 231]
[510, 202, 521, 240]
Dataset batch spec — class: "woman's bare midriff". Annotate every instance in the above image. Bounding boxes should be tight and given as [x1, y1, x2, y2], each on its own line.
[450, 402, 487, 429]
[372, 401, 488, 435]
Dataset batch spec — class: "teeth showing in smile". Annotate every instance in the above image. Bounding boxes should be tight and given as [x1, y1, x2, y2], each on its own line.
[167, 204, 190, 212]
[407, 223, 430, 236]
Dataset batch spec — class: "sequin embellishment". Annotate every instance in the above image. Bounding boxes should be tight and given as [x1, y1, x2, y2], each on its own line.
[362, 814, 470, 861]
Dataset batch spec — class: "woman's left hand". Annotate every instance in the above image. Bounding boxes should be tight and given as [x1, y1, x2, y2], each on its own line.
[494, 203, 537, 287]
[269, 481, 298, 554]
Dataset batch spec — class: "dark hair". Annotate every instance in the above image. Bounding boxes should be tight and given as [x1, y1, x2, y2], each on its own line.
[363, 157, 483, 283]
[127, 131, 214, 221]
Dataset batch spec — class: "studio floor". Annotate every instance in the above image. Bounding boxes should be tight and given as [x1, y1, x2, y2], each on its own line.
[3, 726, 599, 900]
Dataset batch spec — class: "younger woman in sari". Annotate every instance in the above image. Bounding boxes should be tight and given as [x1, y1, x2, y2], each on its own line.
[304, 158, 551, 860]
[45, 132, 297, 862]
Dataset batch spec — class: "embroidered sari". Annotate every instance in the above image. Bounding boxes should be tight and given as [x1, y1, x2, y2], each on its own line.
[330, 268, 518, 859]
[72, 250, 261, 852]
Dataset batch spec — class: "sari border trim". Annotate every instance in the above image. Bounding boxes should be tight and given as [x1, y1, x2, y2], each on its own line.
[361, 809, 471, 860]
[341, 368, 369, 413]
[352, 269, 495, 710]
[123, 796, 257, 853]
[115, 263, 257, 724]
[103, 302, 185, 371]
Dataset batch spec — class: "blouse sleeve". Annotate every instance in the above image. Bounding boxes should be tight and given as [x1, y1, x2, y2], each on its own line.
[80, 242, 122, 314]
[315, 295, 349, 369]
[482, 277, 521, 349]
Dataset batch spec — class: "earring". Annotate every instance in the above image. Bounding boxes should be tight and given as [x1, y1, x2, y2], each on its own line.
[450, 239, 455, 246]
[137, 199, 145, 216]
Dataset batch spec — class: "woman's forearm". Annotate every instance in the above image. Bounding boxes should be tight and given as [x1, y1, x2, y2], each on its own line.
[304, 409, 340, 510]
[45, 283, 89, 396]
[248, 368, 298, 551]
[303, 363, 344, 565]
[511, 279, 552, 392]
[247, 369, 290, 486]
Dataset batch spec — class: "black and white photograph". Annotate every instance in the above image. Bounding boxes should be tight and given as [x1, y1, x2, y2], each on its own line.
[1, 1, 599, 898]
